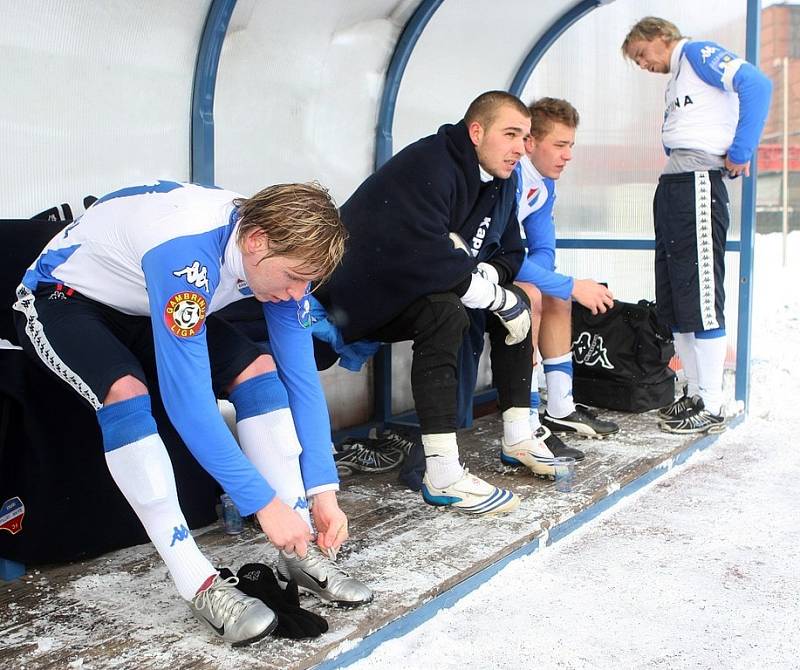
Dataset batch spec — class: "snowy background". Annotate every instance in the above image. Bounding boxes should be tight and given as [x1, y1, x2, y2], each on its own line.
[348, 232, 800, 669]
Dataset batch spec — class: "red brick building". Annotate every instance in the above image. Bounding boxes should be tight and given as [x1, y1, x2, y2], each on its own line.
[758, 3, 800, 231]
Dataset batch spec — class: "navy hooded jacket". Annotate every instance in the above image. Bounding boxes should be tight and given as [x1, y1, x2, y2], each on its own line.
[322, 120, 524, 343]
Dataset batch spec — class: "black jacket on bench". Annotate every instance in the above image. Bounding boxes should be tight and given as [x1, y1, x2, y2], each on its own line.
[321, 120, 524, 343]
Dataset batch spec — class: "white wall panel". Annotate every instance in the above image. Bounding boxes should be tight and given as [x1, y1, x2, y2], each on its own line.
[0, 0, 210, 217]
[214, 0, 418, 204]
[393, 0, 579, 152]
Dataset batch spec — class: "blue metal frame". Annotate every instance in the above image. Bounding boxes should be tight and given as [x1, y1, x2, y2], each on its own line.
[191, 0, 237, 186]
[508, 0, 602, 96]
[375, 0, 444, 170]
[735, 0, 762, 409]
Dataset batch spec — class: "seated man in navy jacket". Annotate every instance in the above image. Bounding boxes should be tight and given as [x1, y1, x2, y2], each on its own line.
[319, 91, 556, 515]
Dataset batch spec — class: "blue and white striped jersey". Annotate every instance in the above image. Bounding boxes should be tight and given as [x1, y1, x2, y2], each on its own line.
[19, 181, 337, 515]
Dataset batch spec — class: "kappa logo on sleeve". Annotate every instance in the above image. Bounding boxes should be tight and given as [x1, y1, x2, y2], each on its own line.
[173, 261, 210, 292]
[0, 497, 25, 535]
[700, 45, 718, 63]
[164, 291, 207, 337]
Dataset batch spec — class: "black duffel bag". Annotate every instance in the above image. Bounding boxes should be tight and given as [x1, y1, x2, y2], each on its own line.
[571, 299, 675, 413]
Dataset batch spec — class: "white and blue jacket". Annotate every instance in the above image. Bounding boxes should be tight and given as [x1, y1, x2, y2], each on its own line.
[18, 181, 337, 516]
[663, 39, 772, 164]
[514, 156, 573, 300]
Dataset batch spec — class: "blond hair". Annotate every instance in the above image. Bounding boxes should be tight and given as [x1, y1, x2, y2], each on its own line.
[622, 17, 685, 60]
[235, 182, 346, 285]
[528, 98, 579, 140]
[464, 90, 530, 130]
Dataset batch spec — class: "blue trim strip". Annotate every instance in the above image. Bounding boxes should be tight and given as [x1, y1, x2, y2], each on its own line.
[508, 0, 601, 96]
[317, 415, 742, 670]
[191, 0, 237, 186]
[555, 238, 742, 252]
[695, 328, 726, 340]
[374, 0, 443, 169]
[736, 0, 761, 410]
[543, 361, 572, 376]
[228, 372, 289, 421]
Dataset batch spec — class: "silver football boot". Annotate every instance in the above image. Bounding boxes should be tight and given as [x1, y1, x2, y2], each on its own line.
[190, 573, 277, 647]
[276, 545, 373, 607]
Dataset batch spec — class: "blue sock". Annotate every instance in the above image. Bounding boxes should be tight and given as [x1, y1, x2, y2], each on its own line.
[96, 395, 158, 452]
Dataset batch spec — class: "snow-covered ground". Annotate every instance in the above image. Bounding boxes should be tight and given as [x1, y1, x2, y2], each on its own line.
[348, 232, 800, 670]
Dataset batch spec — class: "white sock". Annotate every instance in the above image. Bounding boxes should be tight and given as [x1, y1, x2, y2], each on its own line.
[543, 352, 575, 418]
[673, 332, 699, 397]
[236, 407, 312, 530]
[421, 433, 463, 488]
[503, 407, 532, 445]
[694, 334, 727, 415]
[105, 435, 215, 600]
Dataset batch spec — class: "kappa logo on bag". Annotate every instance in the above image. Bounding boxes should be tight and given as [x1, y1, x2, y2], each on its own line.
[572, 331, 614, 370]
[0, 497, 25, 535]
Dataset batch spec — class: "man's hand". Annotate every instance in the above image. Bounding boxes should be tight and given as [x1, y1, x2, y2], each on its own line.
[724, 156, 750, 178]
[310, 490, 349, 554]
[256, 497, 312, 557]
[571, 279, 614, 315]
[490, 287, 531, 345]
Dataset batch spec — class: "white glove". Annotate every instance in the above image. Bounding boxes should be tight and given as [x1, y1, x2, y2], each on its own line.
[490, 287, 531, 345]
[476, 262, 499, 284]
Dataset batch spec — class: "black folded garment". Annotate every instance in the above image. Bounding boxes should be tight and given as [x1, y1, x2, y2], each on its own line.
[229, 563, 329, 639]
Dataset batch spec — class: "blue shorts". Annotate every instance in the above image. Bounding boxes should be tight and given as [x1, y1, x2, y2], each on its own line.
[653, 170, 729, 332]
[15, 283, 265, 408]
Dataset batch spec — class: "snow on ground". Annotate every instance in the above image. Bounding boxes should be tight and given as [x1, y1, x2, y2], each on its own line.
[348, 232, 800, 670]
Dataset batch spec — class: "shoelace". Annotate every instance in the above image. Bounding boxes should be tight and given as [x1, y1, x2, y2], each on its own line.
[380, 432, 416, 455]
[295, 547, 351, 580]
[194, 575, 248, 620]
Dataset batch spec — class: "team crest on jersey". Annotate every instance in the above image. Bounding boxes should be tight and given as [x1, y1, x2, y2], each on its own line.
[164, 291, 207, 337]
[0, 497, 24, 535]
[236, 279, 253, 297]
[173, 261, 210, 292]
[526, 186, 539, 205]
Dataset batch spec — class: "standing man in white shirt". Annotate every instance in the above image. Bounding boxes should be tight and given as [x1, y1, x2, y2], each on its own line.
[622, 17, 772, 433]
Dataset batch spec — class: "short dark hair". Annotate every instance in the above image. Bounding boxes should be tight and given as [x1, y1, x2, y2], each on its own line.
[464, 91, 530, 130]
[528, 98, 579, 140]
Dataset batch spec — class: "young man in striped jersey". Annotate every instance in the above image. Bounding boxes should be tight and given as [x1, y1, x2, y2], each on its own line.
[514, 98, 619, 453]
[14, 181, 372, 646]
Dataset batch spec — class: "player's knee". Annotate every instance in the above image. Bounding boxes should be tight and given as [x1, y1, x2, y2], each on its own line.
[515, 281, 542, 317]
[542, 294, 570, 321]
[231, 354, 276, 388]
[421, 293, 470, 340]
[104, 375, 149, 405]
